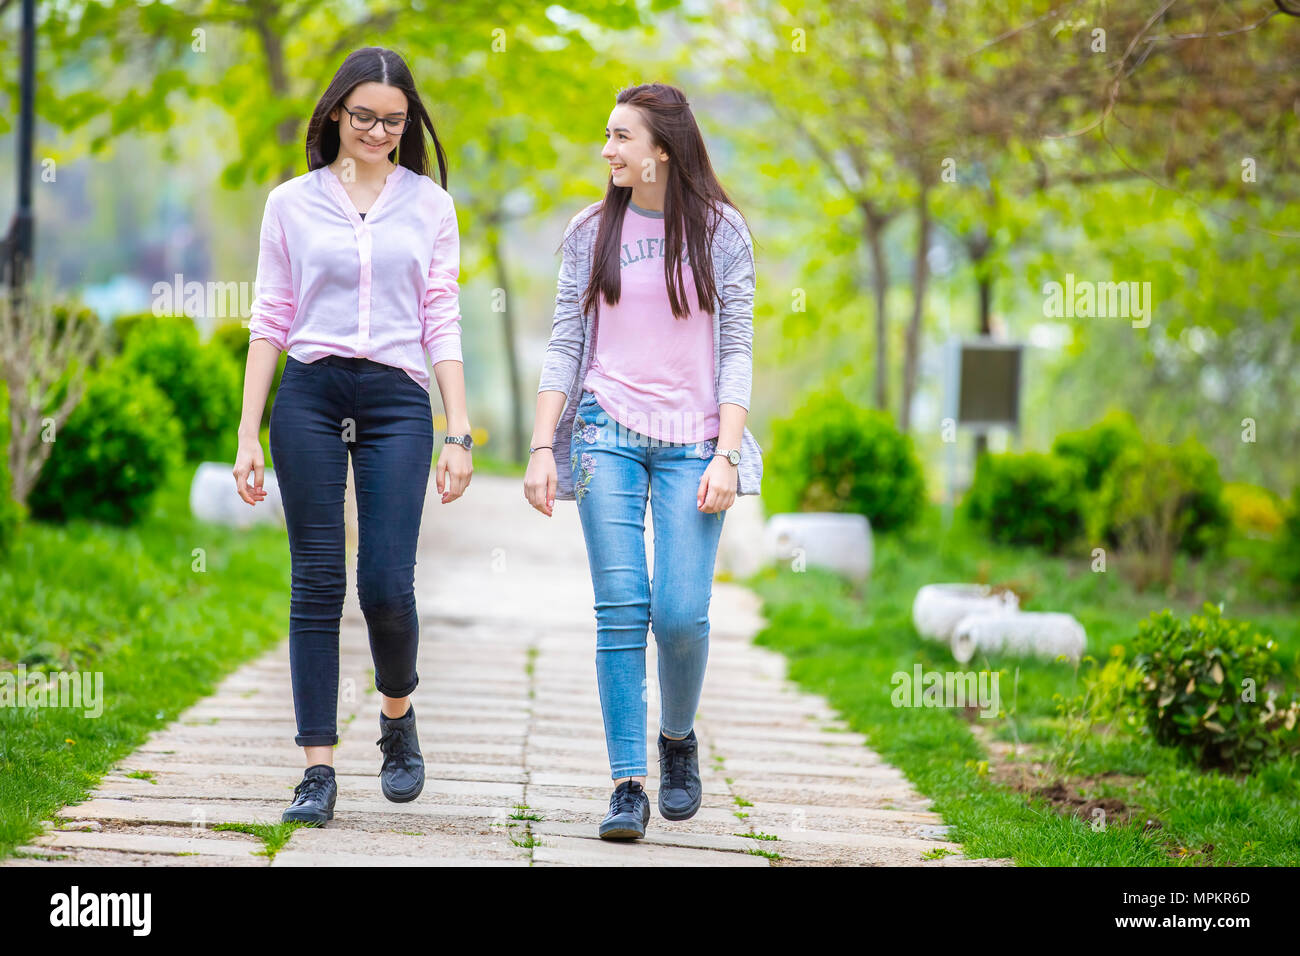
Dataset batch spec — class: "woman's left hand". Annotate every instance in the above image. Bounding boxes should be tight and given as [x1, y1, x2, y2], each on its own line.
[697, 456, 737, 513]
[437, 443, 473, 504]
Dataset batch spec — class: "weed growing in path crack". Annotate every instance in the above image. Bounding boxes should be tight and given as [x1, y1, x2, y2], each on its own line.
[213, 821, 305, 861]
[125, 770, 157, 784]
[503, 803, 544, 850]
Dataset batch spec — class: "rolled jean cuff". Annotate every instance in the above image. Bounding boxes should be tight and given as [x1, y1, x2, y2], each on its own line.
[375, 674, 419, 698]
[611, 766, 647, 781]
[295, 732, 338, 747]
[659, 724, 694, 740]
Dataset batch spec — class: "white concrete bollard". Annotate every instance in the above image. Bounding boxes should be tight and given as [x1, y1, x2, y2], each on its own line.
[911, 583, 1019, 643]
[190, 461, 285, 528]
[715, 492, 768, 580]
[763, 513, 872, 582]
[950, 610, 1087, 664]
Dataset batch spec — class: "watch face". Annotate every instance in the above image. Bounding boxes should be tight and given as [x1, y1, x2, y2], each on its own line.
[463, 433, 473, 450]
[727, 449, 741, 465]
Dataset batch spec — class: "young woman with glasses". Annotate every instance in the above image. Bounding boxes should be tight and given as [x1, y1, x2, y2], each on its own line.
[233, 47, 473, 824]
[525, 82, 762, 840]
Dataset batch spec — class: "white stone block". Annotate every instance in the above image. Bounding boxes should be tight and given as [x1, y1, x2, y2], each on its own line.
[911, 583, 1019, 643]
[190, 461, 285, 528]
[763, 512, 872, 582]
[950, 611, 1086, 664]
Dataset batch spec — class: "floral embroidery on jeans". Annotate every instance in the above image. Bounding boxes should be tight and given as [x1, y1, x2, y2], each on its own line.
[694, 438, 717, 460]
[575, 452, 596, 504]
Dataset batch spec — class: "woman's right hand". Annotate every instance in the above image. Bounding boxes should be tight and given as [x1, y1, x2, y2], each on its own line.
[524, 448, 557, 517]
[233, 432, 268, 506]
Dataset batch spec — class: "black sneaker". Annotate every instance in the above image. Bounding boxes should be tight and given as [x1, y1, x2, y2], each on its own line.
[599, 780, 651, 840]
[282, 764, 337, 823]
[376, 703, 425, 802]
[657, 729, 702, 821]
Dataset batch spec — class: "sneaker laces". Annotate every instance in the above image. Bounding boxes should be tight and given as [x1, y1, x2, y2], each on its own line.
[610, 782, 643, 816]
[662, 737, 695, 790]
[292, 772, 330, 803]
[376, 722, 421, 773]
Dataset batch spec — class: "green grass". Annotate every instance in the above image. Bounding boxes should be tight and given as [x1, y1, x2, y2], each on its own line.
[462, 451, 526, 479]
[744, 504, 1300, 866]
[0, 463, 292, 860]
[212, 821, 305, 860]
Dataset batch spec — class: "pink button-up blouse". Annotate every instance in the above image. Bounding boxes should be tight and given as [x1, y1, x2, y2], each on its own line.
[247, 163, 462, 392]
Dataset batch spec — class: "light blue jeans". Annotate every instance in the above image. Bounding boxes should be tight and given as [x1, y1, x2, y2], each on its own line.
[570, 389, 726, 780]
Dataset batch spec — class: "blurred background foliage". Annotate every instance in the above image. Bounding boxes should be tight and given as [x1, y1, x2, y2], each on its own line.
[0, 0, 1296, 593]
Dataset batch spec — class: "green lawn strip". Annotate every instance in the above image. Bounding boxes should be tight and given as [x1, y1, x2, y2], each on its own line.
[744, 506, 1300, 866]
[0, 465, 292, 860]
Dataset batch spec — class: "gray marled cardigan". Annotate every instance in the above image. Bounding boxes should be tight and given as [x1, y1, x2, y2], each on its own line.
[536, 199, 764, 501]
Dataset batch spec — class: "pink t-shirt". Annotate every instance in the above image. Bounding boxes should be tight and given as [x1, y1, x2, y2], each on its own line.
[581, 201, 719, 444]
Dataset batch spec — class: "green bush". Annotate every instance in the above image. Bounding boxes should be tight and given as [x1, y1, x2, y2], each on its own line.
[105, 311, 155, 355]
[1051, 410, 1144, 492]
[1130, 603, 1299, 772]
[765, 390, 925, 532]
[120, 316, 241, 463]
[0, 378, 28, 555]
[964, 451, 1085, 552]
[1276, 488, 1300, 597]
[1092, 438, 1229, 560]
[1222, 481, 1286, 538]
[210, 321, 284, 431]
[28, 365, 185, 525]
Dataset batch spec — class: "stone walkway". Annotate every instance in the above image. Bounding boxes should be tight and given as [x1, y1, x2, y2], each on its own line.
[9, 471, 1005, 867]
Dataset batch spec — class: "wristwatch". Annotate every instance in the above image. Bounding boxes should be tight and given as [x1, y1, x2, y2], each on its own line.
[445, 433, 473, 451]
[714, 448, 741, 466]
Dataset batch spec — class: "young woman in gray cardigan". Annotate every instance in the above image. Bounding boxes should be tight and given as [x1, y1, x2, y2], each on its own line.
[524, 82, 762, 841]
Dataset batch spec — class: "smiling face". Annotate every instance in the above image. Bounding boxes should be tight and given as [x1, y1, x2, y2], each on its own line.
[601, 104, 668, 189]
[329, 82, 409, 169]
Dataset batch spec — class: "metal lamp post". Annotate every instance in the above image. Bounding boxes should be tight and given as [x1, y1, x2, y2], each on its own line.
[2, 0, 36, 305]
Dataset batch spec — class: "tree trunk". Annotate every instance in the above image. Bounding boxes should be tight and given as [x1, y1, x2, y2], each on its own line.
[490, 224, 525, 463]
[900, 183, 931, 433]
[254, 18, 298, 184]
[861, 202, 891, 414]
[968, 226, 993, 461]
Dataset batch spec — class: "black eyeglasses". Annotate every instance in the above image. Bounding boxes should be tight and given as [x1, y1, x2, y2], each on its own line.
[342, 105, 410, 135]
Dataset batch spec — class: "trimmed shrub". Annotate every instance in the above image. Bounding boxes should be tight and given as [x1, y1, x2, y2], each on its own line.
[28, 365, 185, 525]
[1276, 488, 1300, 597]
[1092, 438, 1229, 562]
[1130, 603, 1299, 772]
[1052, 410, 1144, 492]
[209, 321, 253, 369]
[120, 316, 241, 463]
[105, 311, 157, 355]
[1222, 482, 1286, 538]
[765, 390, 925, 532]
[0, 378, 28, 555]
[964, 451, 1085, 552]
[210, 321, 285, 431]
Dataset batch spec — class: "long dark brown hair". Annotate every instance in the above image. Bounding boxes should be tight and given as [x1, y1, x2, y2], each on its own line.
[573, 83, 749, 320]
[304, 47, 449, 188]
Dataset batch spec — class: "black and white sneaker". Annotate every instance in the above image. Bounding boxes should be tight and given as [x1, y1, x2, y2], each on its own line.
[657, 729, 703, 821]
[599, 780, 651, 840]
[282, 764, 337, 824]
[376, 704, 425, 802]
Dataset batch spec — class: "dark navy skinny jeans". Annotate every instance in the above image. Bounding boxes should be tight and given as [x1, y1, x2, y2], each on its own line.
[268, 353, 433, 747]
